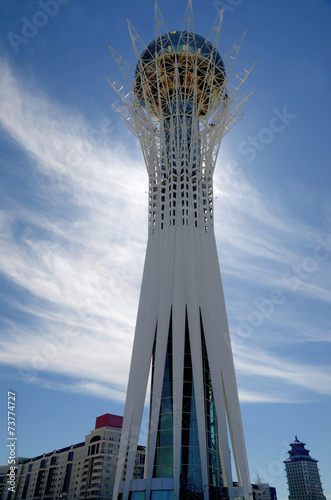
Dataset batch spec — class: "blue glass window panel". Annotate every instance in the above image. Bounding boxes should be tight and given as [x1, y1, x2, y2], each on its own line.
[182, 446, 201, 465]
[209, 468, 219, 487]
[200, 314, 222, 488]
[182, 429, 200, 448]
[208, 417, 218, 435]
[151, 491, 174, 500]
[154, 447, 173, 465]
[159, 413, 173, 431]
[207, 432, 219, 451]
[130, 492, 146, 500]
[160, 397, 172, 414]
[153, 465, 173, 479]
[153, 320, 174, 479]
[182, 397, 191, 411]
[161, 381, 172, 398]
[181, 314, 203, 491]
[156, 429, 173, 448]
[182, 412, 198, 430]
[163, 355, 172, 385]
[208, 450, 220, 469]
[186, 465, 203, 485]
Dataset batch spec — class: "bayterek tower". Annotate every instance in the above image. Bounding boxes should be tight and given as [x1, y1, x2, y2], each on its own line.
[106, 2, 254, 499]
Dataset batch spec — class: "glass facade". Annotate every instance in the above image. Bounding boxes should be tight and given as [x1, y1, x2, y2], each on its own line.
[181, 314, 203, 493]
[130, 492, 146, 500]
[201, 314, 222, 490]
[153, 322, 173, 479]
[150, 312, 224, 497]
[137, 31, 225, 78]
[151, 491, 174, 500]
[134, 30, 226, 119]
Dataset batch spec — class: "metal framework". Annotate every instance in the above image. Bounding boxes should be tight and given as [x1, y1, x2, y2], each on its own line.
[106, 2, 255, 499]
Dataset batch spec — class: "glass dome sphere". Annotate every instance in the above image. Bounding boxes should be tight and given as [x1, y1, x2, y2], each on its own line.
[134, 31, 226, 118]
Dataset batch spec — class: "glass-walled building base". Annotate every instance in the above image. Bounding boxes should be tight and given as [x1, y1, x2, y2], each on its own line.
[118, 479, 248, 500]
[118, 479, 174, 500]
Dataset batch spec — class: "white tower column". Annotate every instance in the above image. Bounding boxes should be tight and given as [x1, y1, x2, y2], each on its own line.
[107, 3, 255, 499]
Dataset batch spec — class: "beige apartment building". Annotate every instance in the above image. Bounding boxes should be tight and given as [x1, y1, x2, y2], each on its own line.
[0, 414, 145, 500]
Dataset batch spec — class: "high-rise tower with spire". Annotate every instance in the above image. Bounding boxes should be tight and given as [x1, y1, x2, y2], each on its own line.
[106, 2, 255, 499]
[284, 436, 326, 500]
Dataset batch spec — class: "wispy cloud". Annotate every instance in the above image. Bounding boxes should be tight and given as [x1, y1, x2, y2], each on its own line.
[0, 55, 330, 405]
[0, 55, 146, 393]
[234, 344, 331, 397]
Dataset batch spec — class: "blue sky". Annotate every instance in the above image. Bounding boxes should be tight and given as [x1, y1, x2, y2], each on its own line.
[0, 1, 330, 498]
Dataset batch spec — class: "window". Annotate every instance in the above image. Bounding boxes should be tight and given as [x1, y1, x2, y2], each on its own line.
[130, 492, 146, 500]
[151, 492, 174, 500]
[90, 435, 101, 443]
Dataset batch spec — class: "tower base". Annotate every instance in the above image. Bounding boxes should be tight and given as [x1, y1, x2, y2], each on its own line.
[118, 479, 247, 500]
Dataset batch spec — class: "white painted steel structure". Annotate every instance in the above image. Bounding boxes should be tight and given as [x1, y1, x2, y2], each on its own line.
[107, 3, 255, 499]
